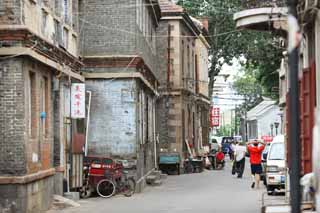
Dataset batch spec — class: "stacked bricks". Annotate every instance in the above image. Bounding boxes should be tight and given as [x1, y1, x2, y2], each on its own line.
[0, 58, 26, 175]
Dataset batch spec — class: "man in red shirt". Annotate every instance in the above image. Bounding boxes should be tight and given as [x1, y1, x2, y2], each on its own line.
[247, 140, 265, 189]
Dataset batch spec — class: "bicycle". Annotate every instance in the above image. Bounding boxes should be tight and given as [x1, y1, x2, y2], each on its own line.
[96, 170, 136, 198]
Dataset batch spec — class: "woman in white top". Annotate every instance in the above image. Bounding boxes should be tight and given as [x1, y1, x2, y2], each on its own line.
[233, 142, 247, 178]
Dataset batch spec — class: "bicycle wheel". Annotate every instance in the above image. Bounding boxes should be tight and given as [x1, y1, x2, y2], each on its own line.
[123, 178, 136, 197]
[96, 179, 116, 198]
[80, 184, 93, 199]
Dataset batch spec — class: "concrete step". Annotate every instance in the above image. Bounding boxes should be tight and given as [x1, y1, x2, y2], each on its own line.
[160, 173, 168, 180]
[146, 175, 157, 185]
[151, 180, 162, 186]
[150, 170, 161, 180]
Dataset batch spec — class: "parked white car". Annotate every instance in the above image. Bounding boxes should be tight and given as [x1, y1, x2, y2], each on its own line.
[266, 135, 286, 194]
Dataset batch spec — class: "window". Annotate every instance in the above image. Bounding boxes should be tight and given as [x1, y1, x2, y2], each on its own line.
[63, 0, 69, 23]
[192, 50, 195, 81]
[63, 27, 69, 48]
[41, 10, 48, 35]
[139, 0, 143, 29]
[44, 77, 49, 137]
[40, 76, 49, 137]
[54, 19, 62, 45]
[195, 54, 199, 93]
[71, 34, 77, 55]
[269, 143, 285, 160]
[29, 71, 37, 138]
[187, 45, 190, 80]
[181, 40, 185, 86]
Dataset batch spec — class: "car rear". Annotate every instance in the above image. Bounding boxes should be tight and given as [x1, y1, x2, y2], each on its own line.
[266, 142, 286, 192]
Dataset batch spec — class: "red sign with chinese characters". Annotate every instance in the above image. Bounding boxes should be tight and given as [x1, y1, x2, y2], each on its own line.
[261, 135, 273, 143]
[210, 107, 220, 127]
[71, 83, 85, 119]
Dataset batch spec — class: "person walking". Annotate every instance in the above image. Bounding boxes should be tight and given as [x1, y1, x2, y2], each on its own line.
[233, 142, 247, 178]
[247, 140, 265, 189]
[228, 141, 236, 160]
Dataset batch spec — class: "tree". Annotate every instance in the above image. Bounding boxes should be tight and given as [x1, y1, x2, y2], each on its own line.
[176, 0, 283, 99]
[216, 124, 235, 136]
[232, 66, 263, 111]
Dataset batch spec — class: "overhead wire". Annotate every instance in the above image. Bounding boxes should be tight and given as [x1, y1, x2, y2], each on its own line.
[78, 17, 242, 39]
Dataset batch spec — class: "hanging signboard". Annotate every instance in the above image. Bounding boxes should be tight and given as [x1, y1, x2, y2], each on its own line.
[210, 107, 220, 127]
[261, 135, 273, 143]
[71, 83, 85, 119]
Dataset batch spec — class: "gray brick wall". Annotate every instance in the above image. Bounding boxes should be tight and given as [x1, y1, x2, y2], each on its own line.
[80, 0, 158, 78]
[79, 0, 137, 56]
[53, 88, 61, 167]
[0, 58, 26, 175]
[155, 21, 169, 86]
[135, 28, 158, 79]
[0, 0, 22, 25]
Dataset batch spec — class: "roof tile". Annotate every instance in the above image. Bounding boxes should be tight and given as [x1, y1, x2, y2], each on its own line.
[158, 0, 184, 14]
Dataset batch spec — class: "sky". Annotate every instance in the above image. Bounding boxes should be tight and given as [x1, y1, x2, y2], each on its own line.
[212, 58, 244, 112]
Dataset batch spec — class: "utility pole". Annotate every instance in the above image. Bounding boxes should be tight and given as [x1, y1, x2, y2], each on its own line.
[287, 0, 301, 211]
[244, 95, 248, 141]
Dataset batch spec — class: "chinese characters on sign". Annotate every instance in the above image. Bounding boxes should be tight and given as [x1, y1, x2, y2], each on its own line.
[210, 107, 220, 127]
[261, 135, 273, 143]
[71, 83, 85, 119]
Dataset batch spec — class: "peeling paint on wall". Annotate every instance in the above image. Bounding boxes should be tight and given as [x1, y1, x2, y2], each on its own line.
[86, 79, 137, 158]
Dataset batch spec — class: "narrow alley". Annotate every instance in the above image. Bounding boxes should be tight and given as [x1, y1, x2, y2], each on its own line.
[49, 160, 265, 213]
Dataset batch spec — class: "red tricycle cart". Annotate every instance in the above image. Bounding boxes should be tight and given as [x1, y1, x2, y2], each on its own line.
[80, 156, 136, 198]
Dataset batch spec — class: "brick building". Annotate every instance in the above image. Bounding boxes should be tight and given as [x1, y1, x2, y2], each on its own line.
[0, 0, 83, 212]
[156, 0, 210, 164]
[79, 0, 161, 191]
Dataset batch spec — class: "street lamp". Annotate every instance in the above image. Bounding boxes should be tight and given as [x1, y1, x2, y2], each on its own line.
[274, 122, 279, 136]
[270, 124, 274, 136]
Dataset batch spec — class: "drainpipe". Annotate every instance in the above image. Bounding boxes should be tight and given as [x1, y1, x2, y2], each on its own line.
[287, 0, 301, 211]
[85, 91, 92, 157]
[167, 24, 171, 89]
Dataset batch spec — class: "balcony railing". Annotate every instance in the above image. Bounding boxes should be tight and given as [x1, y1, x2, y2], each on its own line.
[242, 0, 287, 9]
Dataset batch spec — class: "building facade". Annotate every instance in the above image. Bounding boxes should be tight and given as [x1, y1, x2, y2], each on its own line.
[246, 99, 282, 140]
[0, 0, 83, 212]
[156, 0, 210, 163]
[79, 0, 161, 191]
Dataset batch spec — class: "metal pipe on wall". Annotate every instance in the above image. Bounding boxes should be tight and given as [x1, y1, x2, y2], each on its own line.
[287, 0, 301, 211]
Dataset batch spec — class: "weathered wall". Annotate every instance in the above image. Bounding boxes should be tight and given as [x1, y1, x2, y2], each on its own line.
[79, 0, 136, 56]
[157, 95, 184, 153]
[156, 17, 199, 160]
[0, 175, 54, 213]
[0, 57, 55, 212]
[0, 58, 26, 175]
[195, 38, 209, 97]
[80, 0, 158, 76]
[257, 106, 282, 138]
[180, 22, 197, 93]
[23, 59, 54, 174]
[156, 20, 181, 88]
[23, 0, 79, 56]
[0, 0, 22, 25]
[86, 79, 137, 158]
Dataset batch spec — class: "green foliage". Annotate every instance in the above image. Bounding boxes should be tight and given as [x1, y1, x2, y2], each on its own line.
[216, 124, 235, 137]
[233, 66, 263, 111]
[176, 0, 283, 99]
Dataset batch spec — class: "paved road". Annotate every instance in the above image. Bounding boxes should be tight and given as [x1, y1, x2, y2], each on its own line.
[50, 159, 268, 213]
